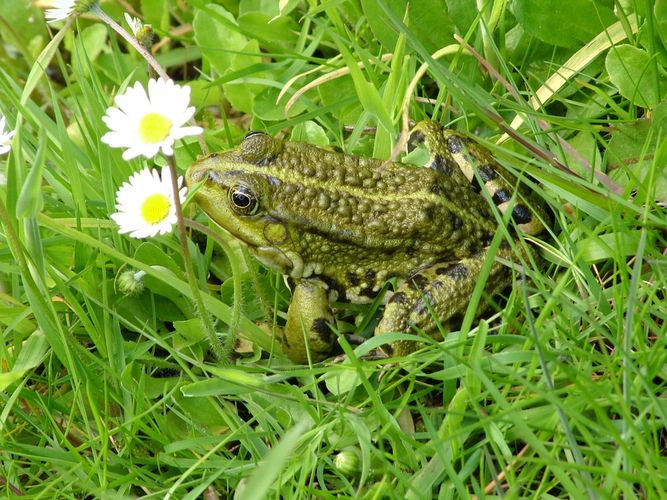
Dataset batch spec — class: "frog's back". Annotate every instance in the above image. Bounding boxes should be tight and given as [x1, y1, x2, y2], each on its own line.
[263, 141, 496, 259]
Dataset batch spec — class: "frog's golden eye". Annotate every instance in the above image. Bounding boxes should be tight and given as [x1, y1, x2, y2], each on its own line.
[229, 185, 259, 215]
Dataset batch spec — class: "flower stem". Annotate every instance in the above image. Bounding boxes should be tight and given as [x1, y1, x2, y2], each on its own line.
[166, 155, 227, 362]
[92, 4, 168, 80]
[92, 4, 208, 155]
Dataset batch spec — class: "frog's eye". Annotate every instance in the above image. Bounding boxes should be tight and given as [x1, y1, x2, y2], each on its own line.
[229, 185, 259, 215]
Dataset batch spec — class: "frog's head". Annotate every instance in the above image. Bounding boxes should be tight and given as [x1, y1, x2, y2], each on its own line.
[186, 132, 305, 276]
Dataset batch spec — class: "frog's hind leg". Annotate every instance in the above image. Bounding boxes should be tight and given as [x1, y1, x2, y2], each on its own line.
[375, 247, 513, 357]
[408, 121, 548, 236]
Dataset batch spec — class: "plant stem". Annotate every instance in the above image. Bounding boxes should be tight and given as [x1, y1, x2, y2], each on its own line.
[166, 155, 227, 362]
[185, 219, 243, 359]
[92, 4, 208, 155]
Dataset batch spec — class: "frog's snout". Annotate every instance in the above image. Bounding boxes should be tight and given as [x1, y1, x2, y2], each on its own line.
[185, 162, 225, 189]
[185, 164, 206, 187]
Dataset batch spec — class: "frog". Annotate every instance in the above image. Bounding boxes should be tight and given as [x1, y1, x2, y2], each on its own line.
[185, 121, 548, 363]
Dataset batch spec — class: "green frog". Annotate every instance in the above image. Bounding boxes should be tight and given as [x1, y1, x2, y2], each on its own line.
[185, 121, 547, 363]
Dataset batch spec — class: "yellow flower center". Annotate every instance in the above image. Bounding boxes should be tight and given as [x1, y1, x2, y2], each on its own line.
[138, 112, 172, 144]
[140, 193, 171, 224]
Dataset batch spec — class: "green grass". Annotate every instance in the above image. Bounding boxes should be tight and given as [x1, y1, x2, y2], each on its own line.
[1, 0, 666, 498]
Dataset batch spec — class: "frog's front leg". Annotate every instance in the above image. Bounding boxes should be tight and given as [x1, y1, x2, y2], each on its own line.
[282, 280, 336, 363]
[376, 247, 513, 356]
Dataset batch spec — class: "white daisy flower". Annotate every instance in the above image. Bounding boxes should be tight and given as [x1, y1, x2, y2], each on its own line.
[101, 78, 203, 160]
[124, 12, 142, 36]
[44, 0, 77, 23]
[111, 166, 187, 239]
[0, 115, 16, 155]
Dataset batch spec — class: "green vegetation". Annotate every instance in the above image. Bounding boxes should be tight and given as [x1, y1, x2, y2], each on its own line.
[1, 0, 665, 497]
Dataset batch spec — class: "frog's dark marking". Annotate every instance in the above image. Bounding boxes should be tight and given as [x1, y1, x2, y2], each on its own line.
[469, 176, 482, 193]
[365, 269, 376, 280]
[478, 164, 499, 182]
[407, 130, 425, 152]
[422, 205, 437, 221]
[347, 272, 360, 286]
[511, 205, 532, 224]
[389, 291, 408, 305]
[382, 343, 394, 356]
[413, 294, 434, 316]
[359, 284, 376, 298]
[430, 155, 454, 176]
[447, 135, 464, 154]
[482, 232, 494, 246]
[447, 313, 464, 331]
[406, 247, 416, 257]
[431, 280, 444, 289]
[449, 213, 463, 230]
[436, 263, 469, 280]
[311, 318, 334, 343]
[411, 274, 428, 290]
[320, 275, 345, 301]
[208, 152, 219, 158]
[430, 183, 445, 195]
[492, 188, 512, 205]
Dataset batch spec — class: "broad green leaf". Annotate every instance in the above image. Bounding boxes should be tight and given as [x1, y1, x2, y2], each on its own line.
[78, 24, 107, 62]
[0, 331, 48, 391]
[289, 121, 329, 146]
[513, 0, 616, 48]
[605, 44, 667, 108]
[361, 0, 456, 54]
[193, 5, 247, 76]
[141, 0, 171, 31]
[223, 39, 269, 114]
[576, 231, 643, 262]
[238, 11, 299, 49]
[607, 108, 667, 201]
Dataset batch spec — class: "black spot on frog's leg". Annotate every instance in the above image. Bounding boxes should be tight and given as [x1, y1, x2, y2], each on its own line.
[430, 155, 454, 176]
[389, 291, 408, 305]
[470, 176, 482, 193]
[411, 274, 428, 290]
[365, 269, 376, 280]
[347, 272, 360, 286]
[311, 318, 334, 344]
[321, 275, 345, 300]
[511, 204, 533, 224]
[478, 164, 499, 182]
[436, 263, 469, 280]
[447, 135, 464, 154]
[407, 130, 425, 152]
[359, 284, 376, 299]
[492, 188, 511, 205]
